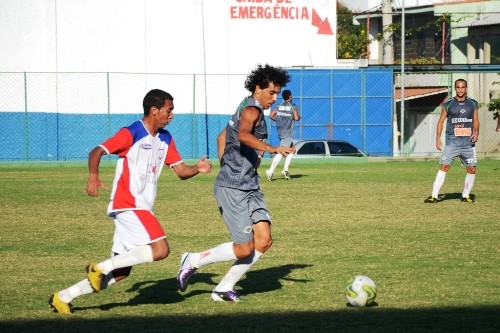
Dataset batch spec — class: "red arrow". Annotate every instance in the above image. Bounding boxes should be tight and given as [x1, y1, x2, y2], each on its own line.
[311, 8, 333, 35]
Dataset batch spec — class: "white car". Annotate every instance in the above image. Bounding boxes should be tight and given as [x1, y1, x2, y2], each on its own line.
[292, 139, 365, 158]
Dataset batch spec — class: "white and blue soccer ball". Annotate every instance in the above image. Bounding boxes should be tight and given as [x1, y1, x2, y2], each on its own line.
[345, 275, 377, 307]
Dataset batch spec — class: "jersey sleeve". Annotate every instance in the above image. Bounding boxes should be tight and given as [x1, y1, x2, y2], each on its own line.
[165, 138, 183, 167]
[100, 128, 133, 156]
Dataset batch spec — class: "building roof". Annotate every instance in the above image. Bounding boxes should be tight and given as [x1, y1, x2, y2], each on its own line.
[395, 87, 448, 102]
[454, 11, 500, 28]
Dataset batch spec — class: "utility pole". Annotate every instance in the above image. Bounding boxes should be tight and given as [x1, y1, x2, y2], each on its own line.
[382, 0, 394, 64]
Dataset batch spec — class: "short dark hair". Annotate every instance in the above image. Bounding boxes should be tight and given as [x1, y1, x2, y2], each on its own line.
[455, 79, 467, 87]
[282, 89, 292, 100]
[244, 64, 291, 93]
[143, 89, 174, 115]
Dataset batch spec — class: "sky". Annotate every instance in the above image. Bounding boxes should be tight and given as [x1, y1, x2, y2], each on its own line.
[339, 0, 446, 13]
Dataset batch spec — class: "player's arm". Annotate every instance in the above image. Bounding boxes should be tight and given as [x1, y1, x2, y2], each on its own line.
[471, 107, 479, 143]
[238, 107, 295, 156]
[217, 128, 226, 162]
[435, 105, 448, 151]
[293, 106, 301, 121]
[86, 146, 108, 196]
[171, 156, 212, 180]
[269, 108, 278, 122]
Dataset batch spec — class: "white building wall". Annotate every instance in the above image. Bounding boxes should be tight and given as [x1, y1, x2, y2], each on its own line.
[0, 0, 340, 74]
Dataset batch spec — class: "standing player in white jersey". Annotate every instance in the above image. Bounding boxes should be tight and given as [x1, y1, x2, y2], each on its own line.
[48, 89, 212, 314]
[266, 89, 301, 180]
[424, 79, 479, 203]
[177, 64, 295, 302]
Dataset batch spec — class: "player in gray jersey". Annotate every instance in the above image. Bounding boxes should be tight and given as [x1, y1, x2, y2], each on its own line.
[177, 64, 295, 302]
[424, 79, 479, 203]
[266, 89, 301, 180]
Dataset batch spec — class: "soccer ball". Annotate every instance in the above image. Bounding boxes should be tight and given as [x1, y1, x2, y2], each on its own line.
[345, 275, 377, 307]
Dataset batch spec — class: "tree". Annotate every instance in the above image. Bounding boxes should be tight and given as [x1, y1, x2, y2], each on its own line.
[488, 74, 500, 120]
[337, 3, 369, 59]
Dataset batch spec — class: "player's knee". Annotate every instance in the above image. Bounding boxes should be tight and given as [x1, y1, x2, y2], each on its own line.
[254, 235, 273, 253]
[233, 242, 254, 259]
[467, 167, 476, 174]
[152, 242, 170, 261]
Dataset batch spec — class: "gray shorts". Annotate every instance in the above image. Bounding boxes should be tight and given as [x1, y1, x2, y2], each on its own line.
[214, 186, 271, 244]
[279, 138, 293, 148]
[440, 144, 477, 167]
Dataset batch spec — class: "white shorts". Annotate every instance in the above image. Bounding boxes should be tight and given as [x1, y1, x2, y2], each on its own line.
[111, 210, 166, 255]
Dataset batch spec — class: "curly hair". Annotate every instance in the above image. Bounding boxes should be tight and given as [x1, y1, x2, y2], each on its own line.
[244, 64, 291, 93]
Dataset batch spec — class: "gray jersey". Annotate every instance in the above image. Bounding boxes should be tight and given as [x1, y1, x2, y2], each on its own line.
[274, 101, 298, 139]
[443, 97, 478, 148]
[215, 96, 267, 190]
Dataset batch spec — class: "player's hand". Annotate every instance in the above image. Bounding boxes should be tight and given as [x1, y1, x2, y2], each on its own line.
[273, 146, 296, 156]
[471, 132, 479, 143]
[196, 155, 212, 173]
[86, 178, 108, 197]
[436, 139, 443, 151]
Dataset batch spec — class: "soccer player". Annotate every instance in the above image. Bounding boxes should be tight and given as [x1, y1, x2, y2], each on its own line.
[424, 79, 479, 203]
[177, 64, 295, 302]
[266, 89, 301, 181]
[48, 89, 212, 314]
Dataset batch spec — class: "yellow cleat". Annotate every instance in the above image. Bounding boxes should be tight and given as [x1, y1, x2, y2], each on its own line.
[86, 263, 104, 292]
[461, 195, 475, 203]
[48, 292, 73, 315]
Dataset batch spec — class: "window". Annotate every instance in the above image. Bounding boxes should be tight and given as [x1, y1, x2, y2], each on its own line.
[328, 141, 360, 156]
[297, 142, 326, 155]
[490, 34, 500, 64]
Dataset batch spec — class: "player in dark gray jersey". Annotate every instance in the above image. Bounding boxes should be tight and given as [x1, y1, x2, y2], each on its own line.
[424, 79, 479, 203]
[266, 89, 301, 180]
[177, 64, 295, 302]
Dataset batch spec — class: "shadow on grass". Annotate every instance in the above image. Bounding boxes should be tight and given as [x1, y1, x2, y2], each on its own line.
[75, 264, 312, 312]
[4, 264, 498, 332]
[2, 306, 499, 333]
[438, 192, 475, 202]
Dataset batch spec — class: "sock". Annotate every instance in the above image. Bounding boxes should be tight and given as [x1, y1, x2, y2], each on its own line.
[192, 242, 237, 269]
[462, 173, 475, 197]
[58, 273, 117, 303]
[269, 154, 283, 174]
[283, 153, 294, 171]
[431, 170, 447, 198]
[214, 251, 263, 292]
[98, 245, 153, 274]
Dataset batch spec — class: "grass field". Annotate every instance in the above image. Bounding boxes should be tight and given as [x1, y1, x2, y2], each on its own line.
[0, 158, 499, 332]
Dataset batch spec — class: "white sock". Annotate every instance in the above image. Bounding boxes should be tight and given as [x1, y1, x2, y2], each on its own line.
[283, 153, 294, 171]
[192, 242, 237, 269]
[269, 154, 283, 174]
[462, 173, 475, 197]
[431, 170, 447, 198]
[58, 273, 117, 303]
[98, 245, 153, 274]
[215, 251, 263, 292]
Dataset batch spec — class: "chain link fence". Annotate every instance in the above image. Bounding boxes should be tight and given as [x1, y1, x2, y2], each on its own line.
[394, 70, 500, 158]
[0, 70, 498, 161]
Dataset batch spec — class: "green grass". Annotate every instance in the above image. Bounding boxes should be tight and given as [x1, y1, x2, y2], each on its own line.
[1, 159, 499, 332]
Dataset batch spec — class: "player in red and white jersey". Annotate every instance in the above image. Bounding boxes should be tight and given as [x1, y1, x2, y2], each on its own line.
[48, 89, 212, 314]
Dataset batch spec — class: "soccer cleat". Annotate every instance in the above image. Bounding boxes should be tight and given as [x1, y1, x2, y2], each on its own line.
[461, 196, 475, 203]
[424, 195, 438, 203]
[265, 169, 273, 181]
[282, 170, 291, 180]
[48, 292, 73, 315]
[86, 263, 104, 292]
[211, 290, 241, 302]
[177, 252, 197, 292]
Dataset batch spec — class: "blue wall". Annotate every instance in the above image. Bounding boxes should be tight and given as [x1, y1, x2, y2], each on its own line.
[0, 69, 393, 161]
